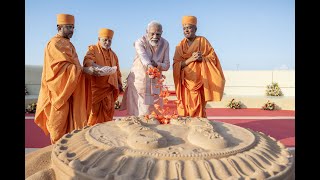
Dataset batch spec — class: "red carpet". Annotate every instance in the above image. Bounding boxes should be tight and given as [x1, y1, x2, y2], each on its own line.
[25, 119, 51, 147]
[25, 108, 295, 148]
[212, 119, 295, 147]
[114, 108, 295, 117]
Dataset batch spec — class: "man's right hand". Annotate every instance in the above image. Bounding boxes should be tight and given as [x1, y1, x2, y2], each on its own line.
[83, 66, 101, 76]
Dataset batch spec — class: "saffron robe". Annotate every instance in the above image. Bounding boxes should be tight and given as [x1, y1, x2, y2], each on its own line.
[83, 43, 122, 126]
[35, 34, 88, 144]
[173, 36, 225, 117]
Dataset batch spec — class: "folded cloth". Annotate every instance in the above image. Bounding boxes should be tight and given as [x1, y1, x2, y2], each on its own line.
[95, 66, 117, 76]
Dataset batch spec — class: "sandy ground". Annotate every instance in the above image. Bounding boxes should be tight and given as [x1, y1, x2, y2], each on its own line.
[25, 145, 54, 179]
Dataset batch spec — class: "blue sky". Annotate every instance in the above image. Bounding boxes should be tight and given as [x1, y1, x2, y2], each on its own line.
[26, 0, 294, 70]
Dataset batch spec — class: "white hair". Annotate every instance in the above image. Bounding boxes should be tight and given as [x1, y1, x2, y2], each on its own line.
[147, 20, 162, 31]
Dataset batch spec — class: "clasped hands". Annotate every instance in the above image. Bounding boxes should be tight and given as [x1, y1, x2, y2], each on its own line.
[191, 51, 202, 62]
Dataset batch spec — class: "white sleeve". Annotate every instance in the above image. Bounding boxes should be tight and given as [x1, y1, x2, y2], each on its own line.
[134, 40, 152, 67]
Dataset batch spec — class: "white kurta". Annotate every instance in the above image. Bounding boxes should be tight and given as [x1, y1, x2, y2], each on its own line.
[120, 34, 170, 116]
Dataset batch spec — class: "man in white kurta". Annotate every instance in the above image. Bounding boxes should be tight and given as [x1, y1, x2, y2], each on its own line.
[120, 21, 170, 116]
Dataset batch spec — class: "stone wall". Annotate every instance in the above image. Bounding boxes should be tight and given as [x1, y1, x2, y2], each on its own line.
[26, 65, 295, 96]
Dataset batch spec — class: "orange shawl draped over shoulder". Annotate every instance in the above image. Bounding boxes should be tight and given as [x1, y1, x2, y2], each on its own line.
[83, 43, 121, 125]
[35, 35, 88, 142]
[173, 36, 225, 116]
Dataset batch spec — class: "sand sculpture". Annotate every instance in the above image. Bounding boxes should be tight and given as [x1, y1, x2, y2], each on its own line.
[26, 116, 294, 179]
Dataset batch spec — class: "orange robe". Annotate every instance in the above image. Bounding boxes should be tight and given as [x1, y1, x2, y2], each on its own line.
[35, 34, 89, 144]
[173, 36, 225, 117]
[83, 43, 121, 126]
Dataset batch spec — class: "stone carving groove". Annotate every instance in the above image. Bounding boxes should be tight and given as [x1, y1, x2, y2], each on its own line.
[49, 116, 294, 180]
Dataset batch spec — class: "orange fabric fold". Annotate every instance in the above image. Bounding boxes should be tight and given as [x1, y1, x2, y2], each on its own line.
[83, 43, 122, 126]
[173, 36, 225, 117]
[35, 35, 88, 144]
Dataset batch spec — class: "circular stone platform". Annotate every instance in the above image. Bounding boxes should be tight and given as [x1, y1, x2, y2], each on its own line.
[45, 116, 295, 180]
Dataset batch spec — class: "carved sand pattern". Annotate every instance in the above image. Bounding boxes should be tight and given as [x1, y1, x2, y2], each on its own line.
[51, 117, 294, 180]
[115, 116, 167, 150]
[186, 117, 228, 150]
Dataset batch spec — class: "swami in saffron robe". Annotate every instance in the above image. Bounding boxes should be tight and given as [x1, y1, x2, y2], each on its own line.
[173, 36, 225, 117]
[83, 43, 122, 126]
[35, 34, 89, 144]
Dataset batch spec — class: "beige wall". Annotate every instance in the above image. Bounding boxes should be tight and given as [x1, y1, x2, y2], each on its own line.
[25, 65, 295, 96]
[25, 65, 42, 95]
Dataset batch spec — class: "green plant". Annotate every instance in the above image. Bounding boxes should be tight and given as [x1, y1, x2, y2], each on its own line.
[266, 82, 283, 96]
[227, 99, 242, 109]
[25, 103, 37, 113]
[25, 86, 29, 95]
[261, 100, 277, 110]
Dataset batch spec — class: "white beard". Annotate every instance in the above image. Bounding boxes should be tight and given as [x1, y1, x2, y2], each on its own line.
[101, 45, 110, 49]
[149, 40, 159, 47]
